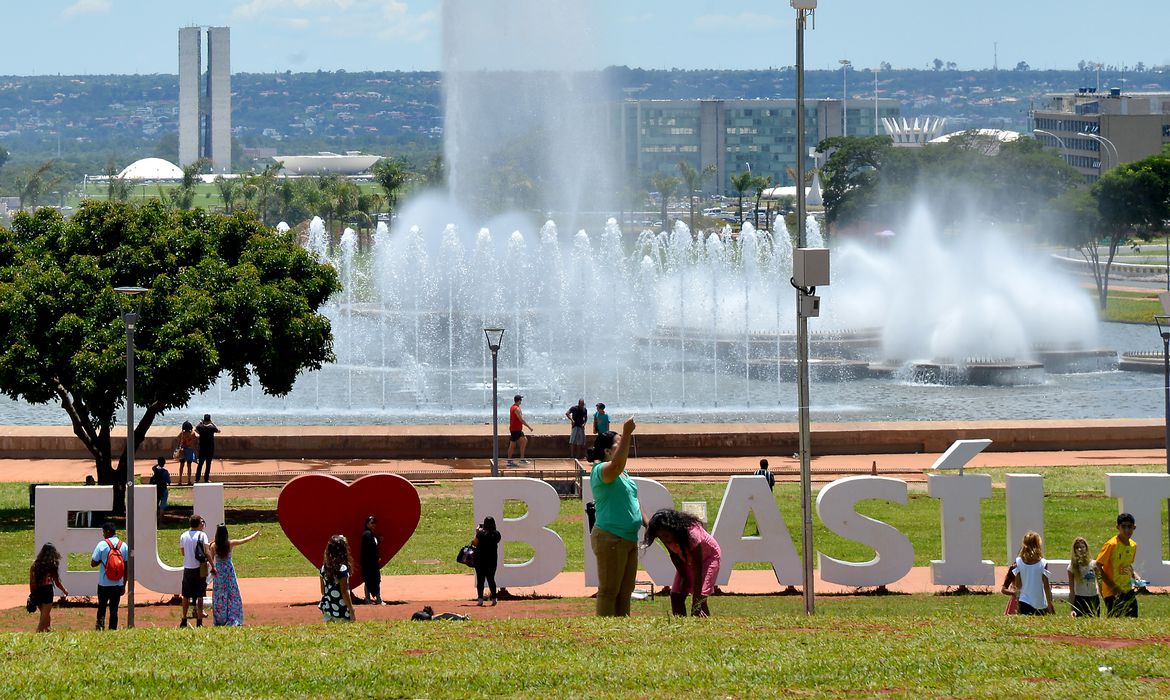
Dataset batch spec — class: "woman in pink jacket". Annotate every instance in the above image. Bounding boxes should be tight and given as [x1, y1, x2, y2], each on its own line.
[643, 508, 722, 617]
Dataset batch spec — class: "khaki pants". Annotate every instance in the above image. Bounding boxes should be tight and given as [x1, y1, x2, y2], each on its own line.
[591, 527, 639, 617]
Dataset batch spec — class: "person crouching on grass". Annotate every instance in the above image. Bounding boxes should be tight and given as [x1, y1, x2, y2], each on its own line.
[643, 508, 722, 617]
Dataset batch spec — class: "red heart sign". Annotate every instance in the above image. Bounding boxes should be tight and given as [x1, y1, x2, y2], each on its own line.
[277, 473, 421, 589]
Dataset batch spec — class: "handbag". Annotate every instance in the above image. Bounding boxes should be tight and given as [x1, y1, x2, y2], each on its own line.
[25, 594, 37, 614]
[457, 543, 477, 568]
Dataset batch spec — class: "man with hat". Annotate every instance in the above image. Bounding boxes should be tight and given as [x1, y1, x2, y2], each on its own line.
[506, 395, 533, 467]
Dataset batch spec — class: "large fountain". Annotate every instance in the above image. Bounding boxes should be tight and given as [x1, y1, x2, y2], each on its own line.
[0, 1, 1157, 428]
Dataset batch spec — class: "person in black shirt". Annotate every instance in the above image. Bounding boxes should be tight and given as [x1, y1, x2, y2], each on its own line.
[473, 516, 502, 606]
[361, 515, 384, 605]
[756, 459, 775, 491]
[194, 414, 220, 483]
[565, 398, 588, 461]
[149, 457, 171, 520]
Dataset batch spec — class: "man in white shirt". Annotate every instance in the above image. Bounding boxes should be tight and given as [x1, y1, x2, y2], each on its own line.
[178, 514, 215, 627]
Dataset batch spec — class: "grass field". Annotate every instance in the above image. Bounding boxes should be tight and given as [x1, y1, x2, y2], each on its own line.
[1100, 289, 1163, 323]
[2, 463, 1167, 585]
[2, 596, 1168, 698]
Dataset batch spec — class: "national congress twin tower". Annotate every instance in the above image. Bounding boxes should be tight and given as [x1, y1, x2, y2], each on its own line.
[178, 26, 231, 174]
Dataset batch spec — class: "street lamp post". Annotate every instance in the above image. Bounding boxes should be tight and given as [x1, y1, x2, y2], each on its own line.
[1033, 129, 1068, 165]
[1156, 311, 1170, 553]
[1079, 132, 1118, 172]
[839, 59, 851, 137]
[792, 0, 817, 617]
[115, 285, 148, 628]
[484, 328, 505, 477]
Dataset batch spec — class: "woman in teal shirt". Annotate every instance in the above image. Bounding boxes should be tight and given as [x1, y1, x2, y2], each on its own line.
[588, 416, 640, 616]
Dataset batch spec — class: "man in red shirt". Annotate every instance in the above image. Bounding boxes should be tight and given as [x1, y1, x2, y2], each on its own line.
[506, 394, 533, 466]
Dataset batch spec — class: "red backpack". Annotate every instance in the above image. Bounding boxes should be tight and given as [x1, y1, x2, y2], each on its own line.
[104, 538, 125, 581]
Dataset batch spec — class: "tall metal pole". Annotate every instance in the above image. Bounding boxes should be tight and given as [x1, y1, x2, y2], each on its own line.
[491, 348, 500, 478]
[794, 1, 815, 616]
[1163, 330, 1169, 551]
[873, 68, 879, 134]
[123, 310, 137, 628]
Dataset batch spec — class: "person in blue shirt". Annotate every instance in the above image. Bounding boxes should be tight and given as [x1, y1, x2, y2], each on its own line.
[90, 522, 128, 631]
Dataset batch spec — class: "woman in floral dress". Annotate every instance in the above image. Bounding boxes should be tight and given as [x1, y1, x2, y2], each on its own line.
[210, 524, 260, 626]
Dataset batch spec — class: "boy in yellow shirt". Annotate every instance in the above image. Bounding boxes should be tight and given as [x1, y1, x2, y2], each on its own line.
[1096, 512, 1140, 618]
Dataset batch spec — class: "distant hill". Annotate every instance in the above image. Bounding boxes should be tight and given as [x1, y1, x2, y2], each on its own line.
[0, 66, 1166, 178]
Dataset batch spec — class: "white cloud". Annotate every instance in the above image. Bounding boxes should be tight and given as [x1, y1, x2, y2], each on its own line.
[692, 13, 782, 33]
[233, 0, 436, 42]
[63, 0, 112, 19]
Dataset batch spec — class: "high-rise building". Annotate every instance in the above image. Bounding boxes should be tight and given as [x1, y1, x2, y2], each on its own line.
[615, 98, 900, 194]
[1032, 89, 1170, 183]
[178, 26, 231, 173]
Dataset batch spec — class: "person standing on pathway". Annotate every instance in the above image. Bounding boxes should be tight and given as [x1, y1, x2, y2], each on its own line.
[175, 420, 198, 486]
[506, 395, 533, 467]
[565, 398, 588, 461]
[361, 516, 384, 605]
[210, 524, 260, 626]
[588, 416, 640, 617]
[90, 522, 127, 631]
[593, 402, 610, 435]
[473, 516, 502, 606]
[179, 514, 215, 627]
[194, 414, 220, 483]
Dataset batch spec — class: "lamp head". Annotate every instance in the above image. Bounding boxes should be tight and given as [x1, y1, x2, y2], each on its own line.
[483, 327, 505, 352]
[791, 0, 817, 8]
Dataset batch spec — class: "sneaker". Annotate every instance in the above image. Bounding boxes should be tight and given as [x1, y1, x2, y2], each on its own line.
[518, 459, 530, 464]
[506, 460, 517, 467]
[95, 621, 104, 632]
[477, 597, 484, 606]
[179, 618, 188, 628]
[490, 598, 498, 607]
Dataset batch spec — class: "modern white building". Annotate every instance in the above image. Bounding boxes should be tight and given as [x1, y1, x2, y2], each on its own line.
[881, 117, 948, 147]
[178, 26, 231, 174]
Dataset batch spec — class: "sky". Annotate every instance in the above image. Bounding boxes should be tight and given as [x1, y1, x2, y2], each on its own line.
[3, 0, 1169, 76]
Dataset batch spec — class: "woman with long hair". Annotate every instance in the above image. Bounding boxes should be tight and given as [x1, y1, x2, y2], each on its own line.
[1009, 531, 1054, 615]
[643, 508, 722, 617]
[587, 416, 640, 616]
[209, 524, 260, 626]
[29, 542, 68, 632]
[361, 515, 384, 605]
[473, 516, 502, 606]
[175, 420, 198, 486]
[319, 535, 356, 622]
[1067, 536, 1102, 618]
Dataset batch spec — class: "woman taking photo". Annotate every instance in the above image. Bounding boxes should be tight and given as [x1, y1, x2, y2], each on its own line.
[473, 516, 502, 606]
[588, 416, 639, 616]
[209, 524, 260, 626]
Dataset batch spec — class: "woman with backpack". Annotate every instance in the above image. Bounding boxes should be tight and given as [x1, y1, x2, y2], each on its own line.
[209, 524, 261, 626]
[29, 543, 68, 632]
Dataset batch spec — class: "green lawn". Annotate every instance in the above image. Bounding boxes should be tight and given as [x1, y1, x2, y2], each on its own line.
[3, 462, 1166, 585]
[1101, 289, 1163, 323]
[1, 597, 1169, 697]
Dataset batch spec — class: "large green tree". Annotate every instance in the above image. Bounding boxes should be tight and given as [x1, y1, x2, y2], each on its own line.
[0, 200, 339, 511]
[371, 157, 411, 219]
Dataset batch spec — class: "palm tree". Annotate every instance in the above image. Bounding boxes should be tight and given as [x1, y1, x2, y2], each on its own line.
[678, 160, 717, 236]
[729, 171, 755, 228]
[214, 175, 239, 213]
[104, 160, 132, 202]
[17, 160, 63, 210]
[752, 175, 773, 228]
[371, 157, 410, 220]
[167, 158, 208, 211]
[650, 173, 681, 232]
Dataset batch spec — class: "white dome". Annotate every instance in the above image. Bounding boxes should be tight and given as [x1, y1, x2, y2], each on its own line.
[116, 158, 184, 180]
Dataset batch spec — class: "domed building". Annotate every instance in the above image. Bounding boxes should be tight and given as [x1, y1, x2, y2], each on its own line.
[115, 158, 185, 181]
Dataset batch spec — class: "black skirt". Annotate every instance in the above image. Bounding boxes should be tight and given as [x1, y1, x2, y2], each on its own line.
[30, 583, 55, 607]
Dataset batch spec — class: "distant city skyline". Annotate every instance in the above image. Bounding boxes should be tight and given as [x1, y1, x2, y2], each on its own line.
[4, 0, 1169, 76]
